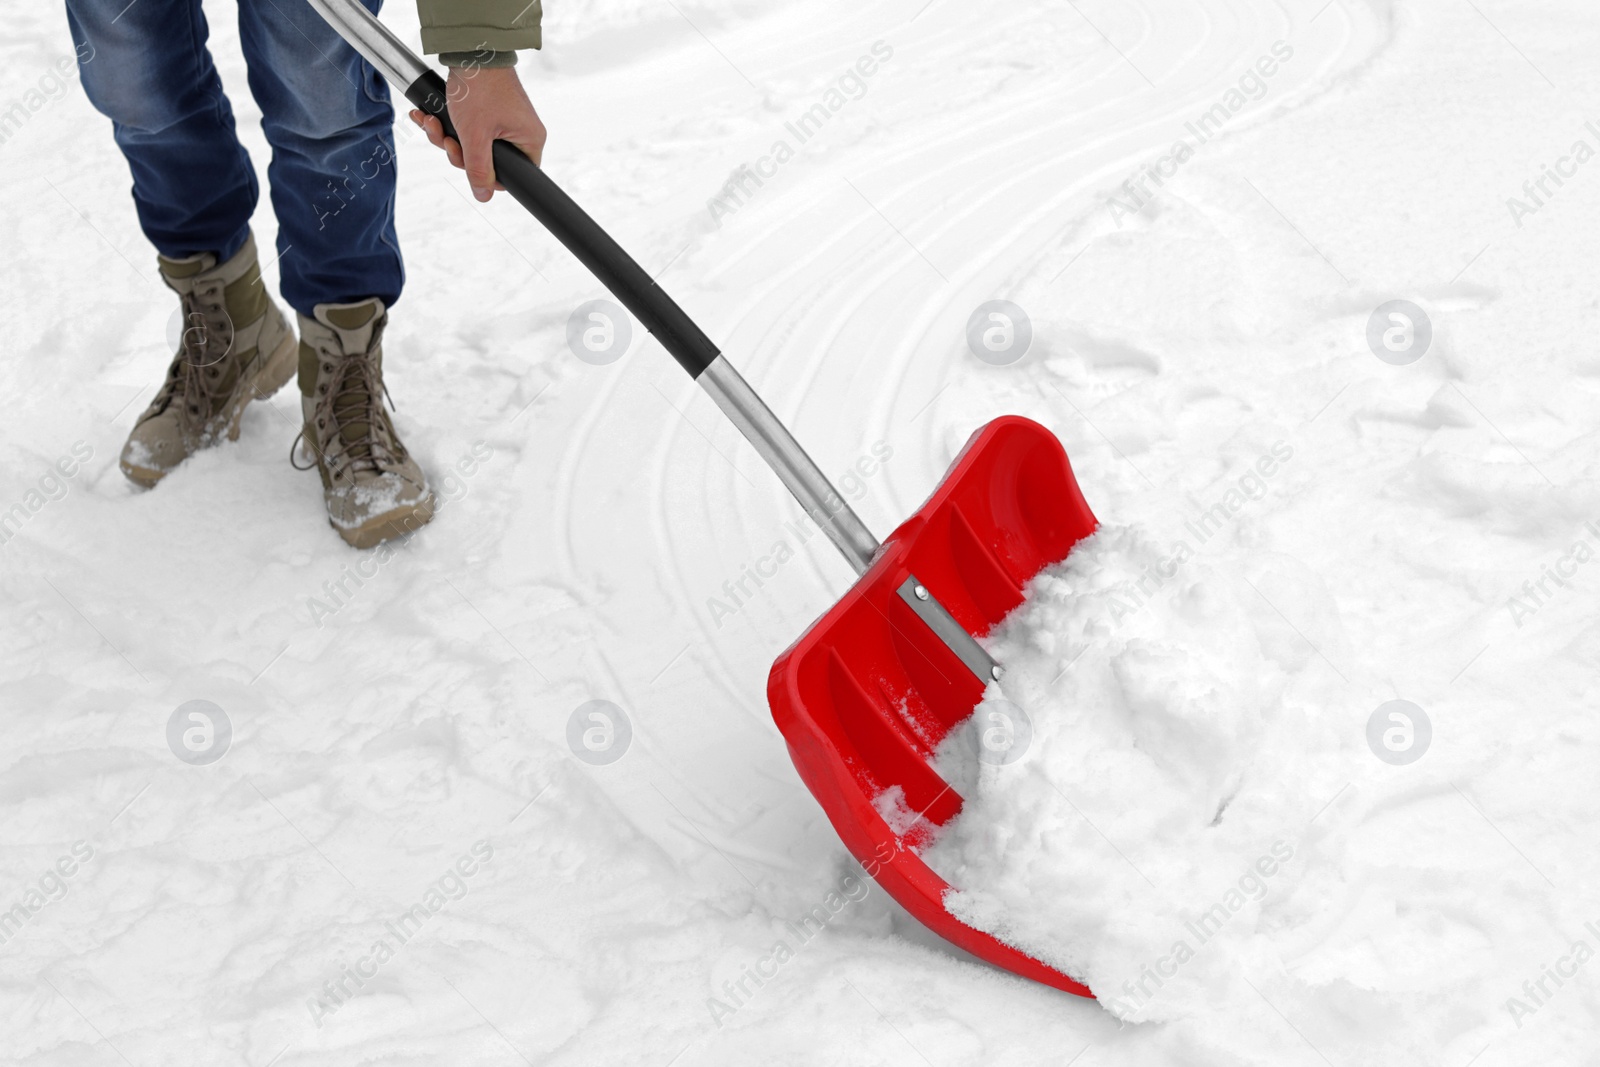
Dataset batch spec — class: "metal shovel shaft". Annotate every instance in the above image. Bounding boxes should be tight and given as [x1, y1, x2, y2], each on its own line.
[306, 0, 997, 680]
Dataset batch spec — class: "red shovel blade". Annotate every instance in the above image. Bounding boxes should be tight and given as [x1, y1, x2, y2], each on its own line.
[767, 416, 1098, 996]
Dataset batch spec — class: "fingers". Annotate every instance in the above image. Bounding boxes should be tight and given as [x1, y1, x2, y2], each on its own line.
[408, 110, 464, 171]
[460, 130, 497, 202]
[411, 109, 497, 201]
[407, 109, 548, 199]
[512, 118, 548, 168]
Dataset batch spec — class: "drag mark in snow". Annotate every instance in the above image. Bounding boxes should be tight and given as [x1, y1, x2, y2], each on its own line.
[704, 440, 894, 629]
[1106, 42, 1295, 227]
[705, 42, 895, 227]
[844, 176, 949, 282]
[1067, 1, 1155, 88]
[651, 382, 761, 491]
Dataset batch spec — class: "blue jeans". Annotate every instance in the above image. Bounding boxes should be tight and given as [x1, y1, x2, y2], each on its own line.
[64, 0, 404, 316]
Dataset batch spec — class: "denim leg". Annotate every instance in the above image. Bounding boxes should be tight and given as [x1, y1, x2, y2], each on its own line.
[238, 0, 403, 316]
[65, 0, 257, 261]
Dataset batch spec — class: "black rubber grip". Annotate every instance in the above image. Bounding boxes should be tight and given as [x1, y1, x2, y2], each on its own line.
[405, 70, 721, 378]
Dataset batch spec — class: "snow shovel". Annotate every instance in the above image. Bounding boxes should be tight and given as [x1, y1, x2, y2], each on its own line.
[311, 0, 1100, 998]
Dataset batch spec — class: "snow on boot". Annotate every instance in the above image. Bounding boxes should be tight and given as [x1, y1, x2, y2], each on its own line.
[120, 231, 297, 487]
[294, 298, 434, 549]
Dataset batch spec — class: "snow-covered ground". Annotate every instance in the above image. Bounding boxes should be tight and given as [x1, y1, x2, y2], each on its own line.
[2, 0, 1598, 1062]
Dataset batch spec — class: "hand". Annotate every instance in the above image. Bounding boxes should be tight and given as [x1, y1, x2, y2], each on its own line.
[409, 66, 546, 202]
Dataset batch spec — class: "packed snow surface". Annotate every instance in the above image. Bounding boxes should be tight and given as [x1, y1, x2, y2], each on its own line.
[3, 0, 1600, 1064]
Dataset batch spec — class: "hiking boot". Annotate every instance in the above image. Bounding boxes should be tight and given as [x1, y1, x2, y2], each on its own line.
[293, 298, 434, 549]
[120, 231, 297, 487]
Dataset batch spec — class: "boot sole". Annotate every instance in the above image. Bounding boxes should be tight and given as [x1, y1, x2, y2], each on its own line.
[119, 330, 299, 488]
[333, 492, 437, 550]
[120, 458, 165, 490]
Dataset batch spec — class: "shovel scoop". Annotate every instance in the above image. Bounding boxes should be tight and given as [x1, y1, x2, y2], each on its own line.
[312, 0, 1098, 998]
[769, 416, 1097, 996]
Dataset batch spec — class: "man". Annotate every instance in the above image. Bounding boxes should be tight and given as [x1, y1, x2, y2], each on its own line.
[66, 0, 547, 547]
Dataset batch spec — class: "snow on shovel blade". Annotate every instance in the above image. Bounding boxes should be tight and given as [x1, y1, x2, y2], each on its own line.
[768, 416, 1099, 997]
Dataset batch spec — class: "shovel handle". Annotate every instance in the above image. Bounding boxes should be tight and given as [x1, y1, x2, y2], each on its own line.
[403, 70, 722, 380]
[306, 0, 883, 575]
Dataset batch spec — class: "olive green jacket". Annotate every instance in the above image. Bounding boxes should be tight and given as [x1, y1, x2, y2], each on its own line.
[414, 0, 542, 56]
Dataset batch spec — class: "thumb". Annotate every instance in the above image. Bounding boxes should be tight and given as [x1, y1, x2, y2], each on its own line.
[462, 131, 497, 202]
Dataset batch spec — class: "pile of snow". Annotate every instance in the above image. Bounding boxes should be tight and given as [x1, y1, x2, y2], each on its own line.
[927, 524, 1346, 1020]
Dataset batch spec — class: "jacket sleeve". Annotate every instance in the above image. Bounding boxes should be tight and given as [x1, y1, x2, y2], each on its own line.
[414, 0, 542, 56]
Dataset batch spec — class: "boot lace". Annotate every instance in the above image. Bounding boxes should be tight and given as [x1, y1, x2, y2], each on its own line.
[147, 278, 236, 426]
[291, 317, 410, 482]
